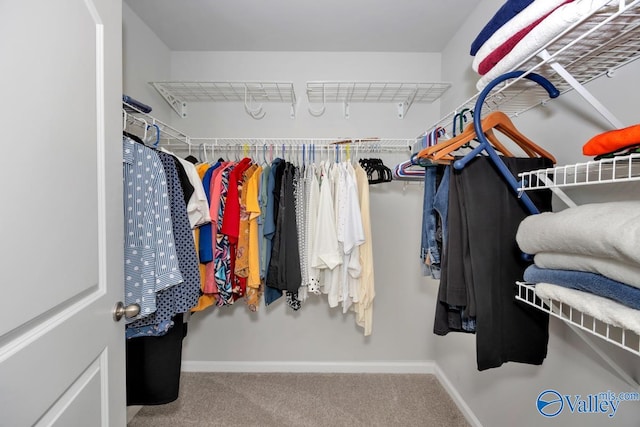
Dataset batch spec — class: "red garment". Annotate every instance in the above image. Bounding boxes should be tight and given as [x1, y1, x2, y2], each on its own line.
[221, 157, 252, 298]
[583, 124, 640, 156]
[477, 0, 572, 75]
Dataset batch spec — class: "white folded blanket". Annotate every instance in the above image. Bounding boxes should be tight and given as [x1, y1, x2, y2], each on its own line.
[534, 282, 640, 336]
[477, 0, 615, 90]
[472, 0, 570, 73]
[535, 252, 640, 289]
[516, 201, 640, 265]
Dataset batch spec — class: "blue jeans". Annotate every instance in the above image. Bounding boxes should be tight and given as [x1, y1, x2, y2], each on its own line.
[433, 166, 450, 255]
[421, 166, 440, 279]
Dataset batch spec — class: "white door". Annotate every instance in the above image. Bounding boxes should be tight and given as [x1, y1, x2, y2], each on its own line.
[0, 1, 125, 426]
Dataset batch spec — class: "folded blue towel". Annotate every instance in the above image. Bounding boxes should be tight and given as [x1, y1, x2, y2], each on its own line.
[524, 265, 640, 310]
[470, 0, 535, 56]
[123, 95, 153, 113]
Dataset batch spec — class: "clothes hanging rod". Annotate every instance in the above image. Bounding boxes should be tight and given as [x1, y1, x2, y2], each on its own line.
[123, 104, 416, 152]
[123, 101, 192, 147]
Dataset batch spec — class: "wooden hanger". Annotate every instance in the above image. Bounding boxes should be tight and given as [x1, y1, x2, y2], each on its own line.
[417, 121, 514, 162]
[418, 111, 555, 163]
[483, 111, 555, 162]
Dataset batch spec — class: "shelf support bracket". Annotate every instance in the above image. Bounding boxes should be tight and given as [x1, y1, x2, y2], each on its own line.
[537, 50, 624, 129]
[343, 102, 350, 119]
[150, 82, 188, 118]
[397, 88, 418, 119]
[536, 174, 578, 208]
[564, 316, 640, 391]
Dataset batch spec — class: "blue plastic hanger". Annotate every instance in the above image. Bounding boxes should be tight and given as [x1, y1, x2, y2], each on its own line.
[453, 71, 559, 214]
[146, 123, 160, 147]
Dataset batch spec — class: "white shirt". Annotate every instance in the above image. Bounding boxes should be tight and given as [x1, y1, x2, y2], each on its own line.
[340, 162, 365, 312]
[311, 162, 342, 302]
[160, 148, 211, 228]
[305, 164, 321, 295]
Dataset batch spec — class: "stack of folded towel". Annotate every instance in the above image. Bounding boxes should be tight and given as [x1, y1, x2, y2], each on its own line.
[516, 201, 640, 335]
[471, 0, 615, 90]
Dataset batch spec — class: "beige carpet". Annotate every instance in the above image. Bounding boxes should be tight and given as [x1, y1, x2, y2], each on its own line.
[128, 372, 470, 427]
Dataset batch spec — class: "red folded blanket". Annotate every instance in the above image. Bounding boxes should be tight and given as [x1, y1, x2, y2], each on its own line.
[583, 124, 640, 156]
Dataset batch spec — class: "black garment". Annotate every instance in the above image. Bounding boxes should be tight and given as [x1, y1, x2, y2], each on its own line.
[123, 131, 144, 145]
[184, 155, 199, 164]
[271, 160, 286, 221]
[280, 163, 302, 292]
[171, 156, 194, 205]
[267, 162, 302, 293]
[435, 156, 552, 371]
[126, 314, 186, 405]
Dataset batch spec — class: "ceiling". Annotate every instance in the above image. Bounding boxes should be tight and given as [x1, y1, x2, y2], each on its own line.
[124, 0, 478, 52]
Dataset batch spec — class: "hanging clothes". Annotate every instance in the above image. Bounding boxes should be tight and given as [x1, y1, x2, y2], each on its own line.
[434, 155, 552, 371]
[122, 136, 184, 326]
[353, 163, 375, 336]
[125, 151, 201, 338]
[267, 162, 302, 293]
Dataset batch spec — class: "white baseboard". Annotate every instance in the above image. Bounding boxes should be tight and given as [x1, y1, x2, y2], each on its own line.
[433, 365, 483, 427]
[182, 360, 436, 374]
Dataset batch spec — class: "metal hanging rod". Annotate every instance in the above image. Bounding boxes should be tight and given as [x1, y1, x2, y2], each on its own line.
[123, 103, 415, 153]
[123, 102, 193, 148]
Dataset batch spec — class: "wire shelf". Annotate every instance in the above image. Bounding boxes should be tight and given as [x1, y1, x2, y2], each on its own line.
[516, 282, 640, 357]
[306, 81, 451, 119]
[518, 153, 640, 190]
[430, 0, 640, 134]
[149, 81, 297, 119]
[151, 81, 296, 103]
[306, 81, 450, 103]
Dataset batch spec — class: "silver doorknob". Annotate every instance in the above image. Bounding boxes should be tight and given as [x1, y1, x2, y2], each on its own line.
[113, 301, 140, 322]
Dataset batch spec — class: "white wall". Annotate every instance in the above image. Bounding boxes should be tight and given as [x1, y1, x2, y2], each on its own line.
[437, 1, 640, 426]
[122, 3, 172, 123]
[169, 51, 442, 138]
[165, 51, 443, 365]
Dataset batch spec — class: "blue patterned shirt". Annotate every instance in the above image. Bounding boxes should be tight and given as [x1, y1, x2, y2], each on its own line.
[122, 137, 183, 323]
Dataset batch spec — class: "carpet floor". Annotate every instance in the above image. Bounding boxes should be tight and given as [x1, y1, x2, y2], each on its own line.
[128, 372, 470, 427]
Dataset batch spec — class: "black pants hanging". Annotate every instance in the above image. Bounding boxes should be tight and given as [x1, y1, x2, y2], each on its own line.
[126, 314, 187, 405]
[436, 156, 552, 371]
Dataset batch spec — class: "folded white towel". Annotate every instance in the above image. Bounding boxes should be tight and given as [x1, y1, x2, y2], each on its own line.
[535, 252, 640, 289]
[516, 201, 640, 265]
[473, 0, 570, 73]
[477, 0, 615, 90]
[534, 282, 640, 336]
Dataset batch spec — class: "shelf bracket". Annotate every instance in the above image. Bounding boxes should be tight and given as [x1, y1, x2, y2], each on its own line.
[517, 283, 640, 390]
[343, 102, 350, 119]
[536, 174, 578, 208]
[150, 82, 188, 118]
[397, 88, 419, 119]
[567, 324, 640, 391]
[537, 50, 625, 129]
